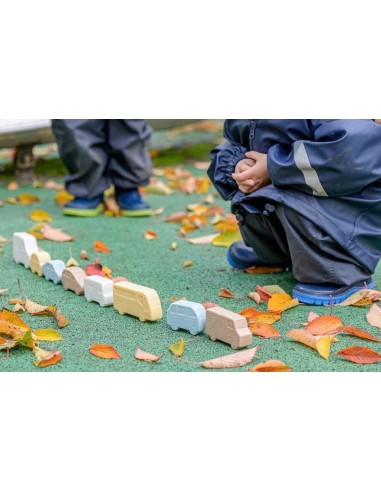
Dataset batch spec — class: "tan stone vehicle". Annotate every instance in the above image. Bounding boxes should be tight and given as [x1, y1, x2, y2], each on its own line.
[205, 307, 253, 349]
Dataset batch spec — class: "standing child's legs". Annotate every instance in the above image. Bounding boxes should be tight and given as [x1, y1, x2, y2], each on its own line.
[106, 119, 152, 216]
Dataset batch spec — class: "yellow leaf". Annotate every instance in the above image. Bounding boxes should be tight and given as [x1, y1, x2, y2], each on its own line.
[29, 209, 53, 222]
[169, 338, 185, 357]
[34, 329, 63, 342]
[212, 230, 242, 247]
[18, 194, 40, 205]
[315, 336, 332, 360]
[268, 293, 299, 313]
[183, 260, 193, 268]
[55, 190, 75, 206]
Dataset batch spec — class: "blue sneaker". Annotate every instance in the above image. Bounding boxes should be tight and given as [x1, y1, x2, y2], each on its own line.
[63, 195, 105, 217]
[227, 240, 291, 270]
[115, 188, 152, 217]
[293, 279, 375, 305]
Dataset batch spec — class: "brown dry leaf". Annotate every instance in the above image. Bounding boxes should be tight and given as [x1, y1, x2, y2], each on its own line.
[18, 194, 40, 205]
[21, 297, 69, 328]
[0, 236, 9, 244]
[247, 291, 264, 304]
[144, 179, 174, 195]
[315, 336, 332, 360]
[201, 347, 259, 369]
[8, 298, 25, 305]
[13, 303, 25, 313]
[170, 242, 177, 251]
[169, 339, 185, 357]
[338, 289, 381, 306]
[366, 304, 381, 329]
[342, 325, 381, 342]
[104, 196, 121, 216]
[186, 204, 208, 214]
[268, 293, 299, 313]
[249, 322, 281, 339]
[80, 250, 89, 260]
[194, 161, 211, 170]
[42, 223, 74, 242]
[248, 360, 292, 372]
[144, 230, 158, 241]
[29, 209, 53, 222]
[7, 181, 19, 190]
[89, 344, 121, 359]
[152, 207, 165, 216]
[204, 205, 226, 216]
[164, 211, 188, 223]
[44, 179, 64, 190]
[306, 315, 343, 336]
[218, 288, 235, 298]
[337, 346, 381, 364]
[183, 260, 193, 268]
[134, 348, 162, 362]
[33, 347, 63, 368]
[245, 266, 284, 274]
[0, 289, 8, 296]
[287, 329, 318, 350]
[187, 234, 219, 245]
[202, 302, 219, 309]
[66, 256, 79, 267]
[93, 240, 112, 253]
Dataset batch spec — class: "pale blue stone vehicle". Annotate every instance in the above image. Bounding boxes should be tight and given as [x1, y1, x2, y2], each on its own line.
[167, 300, 206, 336]
[42, 260, 66, 284]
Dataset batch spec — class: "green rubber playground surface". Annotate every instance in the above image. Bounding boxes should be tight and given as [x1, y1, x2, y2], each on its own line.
[1, 133, 380, 372]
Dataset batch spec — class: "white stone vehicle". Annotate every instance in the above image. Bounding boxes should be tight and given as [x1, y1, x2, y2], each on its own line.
[13, 232, 39, 268]
[84, 275, 114, 307]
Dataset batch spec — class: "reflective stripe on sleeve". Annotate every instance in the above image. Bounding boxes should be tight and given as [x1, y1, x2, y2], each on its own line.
[294, 141, 328, 197]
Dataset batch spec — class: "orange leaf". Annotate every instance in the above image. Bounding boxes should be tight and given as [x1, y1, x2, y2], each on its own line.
[218, 288, 235, 298]
[134, 348, 162, 362]
[342, 325, 381, 342]
[306, 315, 343, 336]
[268, 293, 299, 313]
[337, 346, 381, 364]
[33, 347, 63, 368]
[183, 260, 193, 268]
[0, 309, 31, 331]
[239, 307, 262, 319]
[144, 230, 158, 240]
[249, 323, 281, 338]
[37, 352, 63, 368]
[201, 347, 260, 369]
[244, 266, 283, 274]
[93, 240, 112, 253]
[248, 360, 292, 372]
[89, 344, 121, 359]
[164, 211, 188, 223]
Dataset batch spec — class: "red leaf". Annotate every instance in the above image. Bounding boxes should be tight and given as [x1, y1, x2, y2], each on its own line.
[218, 288, 235, 298]
[342, 325, 381, 342]
[337, 346, 381, 364]
[84, 263, 108, 277]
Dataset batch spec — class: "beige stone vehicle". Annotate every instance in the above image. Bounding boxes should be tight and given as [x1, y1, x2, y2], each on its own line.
[61, 267, 86, 295]
[205, 307, 253, 349]
[29, 250, 51, 277]
[113, 281, 162, 322]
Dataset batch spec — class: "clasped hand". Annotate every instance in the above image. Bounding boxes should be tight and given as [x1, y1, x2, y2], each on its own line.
[232, 150, 271, 194]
